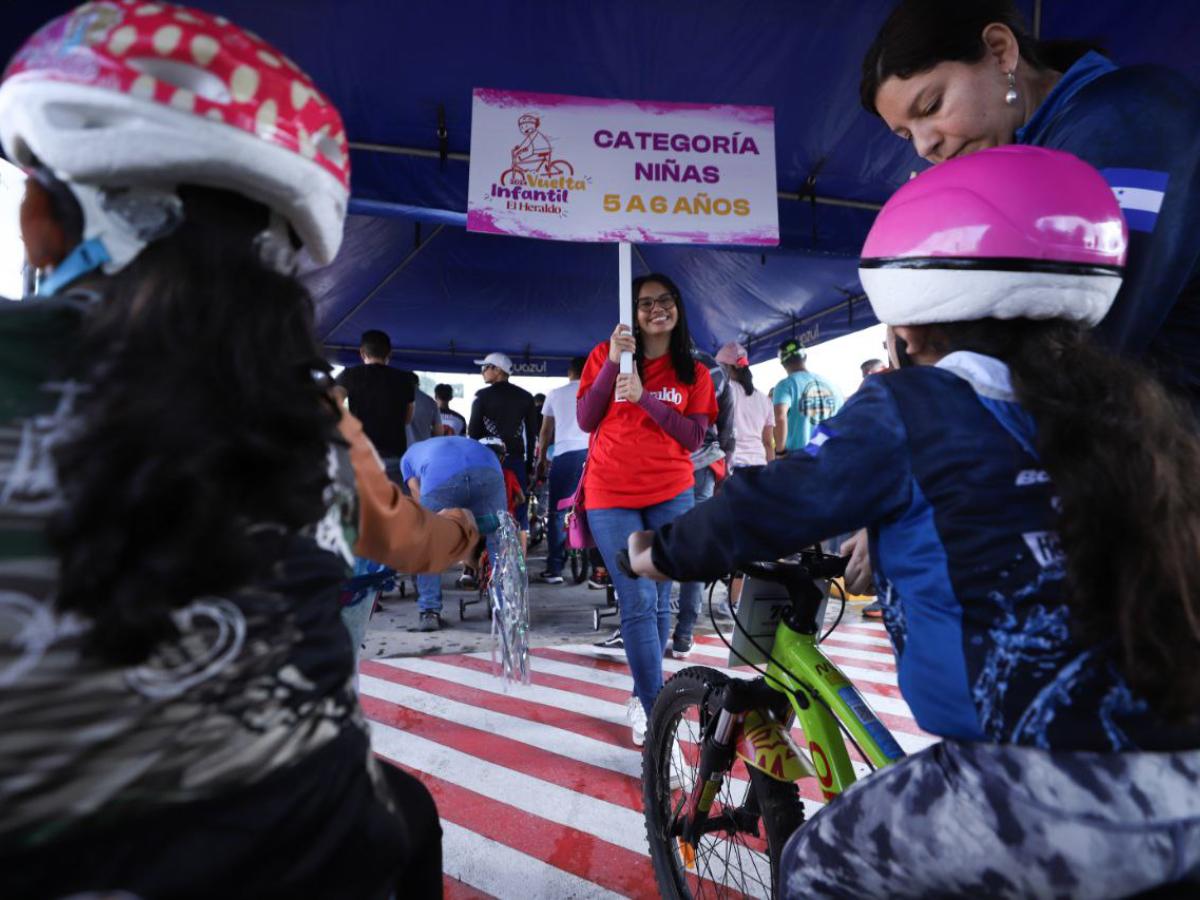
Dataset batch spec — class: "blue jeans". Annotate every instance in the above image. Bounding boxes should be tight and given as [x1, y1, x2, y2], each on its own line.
[589, 488, 695, 715]
[415, 466, 507, 613]
[545, 449, 587, 575]
[675, 466, 716, 642]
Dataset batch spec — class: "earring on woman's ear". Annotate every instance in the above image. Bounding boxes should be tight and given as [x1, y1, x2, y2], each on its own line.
[1005, 70, 1018, 106]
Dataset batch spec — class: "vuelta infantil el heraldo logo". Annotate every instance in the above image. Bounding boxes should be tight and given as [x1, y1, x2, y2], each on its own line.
[489, 112, 588, 216]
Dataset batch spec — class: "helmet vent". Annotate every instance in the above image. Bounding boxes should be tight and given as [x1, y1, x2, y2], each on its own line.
[315, 133, 344, 167]
[128, 57, 230, 104]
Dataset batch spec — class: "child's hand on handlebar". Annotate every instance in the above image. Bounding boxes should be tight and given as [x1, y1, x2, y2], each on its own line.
[841, 528, 873, 595]
[626, 530, 668, 581]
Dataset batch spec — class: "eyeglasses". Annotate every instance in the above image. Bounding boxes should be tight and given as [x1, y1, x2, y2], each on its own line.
[481, 364, 495, 372]
[636, 293, 677, 312]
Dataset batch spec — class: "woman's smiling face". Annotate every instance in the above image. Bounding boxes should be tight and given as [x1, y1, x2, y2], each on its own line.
[635, 280, 679, 336]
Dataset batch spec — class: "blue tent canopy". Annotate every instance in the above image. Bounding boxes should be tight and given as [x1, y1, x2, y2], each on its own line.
[3, 1, 1196, 372]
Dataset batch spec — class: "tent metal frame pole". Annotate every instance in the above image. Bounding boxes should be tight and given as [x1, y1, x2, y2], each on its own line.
[1033, 0, 1043, 38]
[323, 343, 577, 362]
[751, 292, 870, 348]
[320, 223, 445, 340]
[348, 141, 882, 211]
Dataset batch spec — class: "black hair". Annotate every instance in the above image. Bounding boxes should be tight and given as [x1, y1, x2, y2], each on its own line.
[933, 317, 1200, 722]
[861, 358, 886, 376]
[568, 355, 587, 378]
[434, 383, 454, 401]
[732, 364, 755, 396]
[631, 273, 696, 385]
[534, 393, 546, 404]
[860, 0, 1104, 114]
[360, 328, 392, 360]
[49, 186, 339, 664]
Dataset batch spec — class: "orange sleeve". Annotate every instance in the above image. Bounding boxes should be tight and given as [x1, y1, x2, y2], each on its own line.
[338, 408, 479, 572]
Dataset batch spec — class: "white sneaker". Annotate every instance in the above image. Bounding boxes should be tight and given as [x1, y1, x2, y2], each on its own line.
[626, 696, 647, 747]
[668, 737, 687, 792]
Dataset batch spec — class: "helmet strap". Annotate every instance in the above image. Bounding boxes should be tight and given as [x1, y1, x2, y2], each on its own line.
[36, 236, 110, 297]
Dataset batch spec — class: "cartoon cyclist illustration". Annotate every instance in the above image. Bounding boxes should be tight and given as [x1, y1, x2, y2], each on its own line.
[501, 112, 574, 185]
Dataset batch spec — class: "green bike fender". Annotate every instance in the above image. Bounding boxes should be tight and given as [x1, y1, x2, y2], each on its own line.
[735, 709, 815, 782]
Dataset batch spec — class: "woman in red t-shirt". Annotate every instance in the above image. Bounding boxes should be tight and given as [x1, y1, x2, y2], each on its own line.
[577, 273, 718, 745]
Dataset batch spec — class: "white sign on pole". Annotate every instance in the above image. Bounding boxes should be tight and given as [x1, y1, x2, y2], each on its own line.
[467, 88, 779, 246]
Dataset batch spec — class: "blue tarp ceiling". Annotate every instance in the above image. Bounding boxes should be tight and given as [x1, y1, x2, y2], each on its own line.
[3, 2, 1197, 373]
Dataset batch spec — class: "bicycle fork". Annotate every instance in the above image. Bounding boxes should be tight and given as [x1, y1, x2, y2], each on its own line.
[678, 681, 812, 847]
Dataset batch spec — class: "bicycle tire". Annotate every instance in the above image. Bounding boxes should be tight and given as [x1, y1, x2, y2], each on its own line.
[569, 549, 589, 584]
[643, 667, 805, 899]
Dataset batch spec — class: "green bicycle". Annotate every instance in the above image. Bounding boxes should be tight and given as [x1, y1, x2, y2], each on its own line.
[620, 549, 906, 898]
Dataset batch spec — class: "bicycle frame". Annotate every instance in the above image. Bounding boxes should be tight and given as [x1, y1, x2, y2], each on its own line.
[754, 625, 906, 800]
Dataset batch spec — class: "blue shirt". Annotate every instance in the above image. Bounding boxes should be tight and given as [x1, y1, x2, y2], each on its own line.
[400, 436, 501, 495]
[652, 356, 1199, 753]
[772, 370, 842, 452]
[1018, 52, 1200, 407]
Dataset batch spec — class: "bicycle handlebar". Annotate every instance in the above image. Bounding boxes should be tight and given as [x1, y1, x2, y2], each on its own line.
[615, 546, 846, 584]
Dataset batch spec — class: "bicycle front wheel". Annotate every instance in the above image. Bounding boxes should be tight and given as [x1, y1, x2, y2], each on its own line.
[643, 667, 805, 899]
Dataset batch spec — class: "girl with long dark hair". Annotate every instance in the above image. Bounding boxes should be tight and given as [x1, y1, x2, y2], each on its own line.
[576, 273, 717, 745]
[717, 340, 776, 469]
[0, 4, 477, 896]
[861, 0, 1200, 411]
[629, 148, 1200, 896]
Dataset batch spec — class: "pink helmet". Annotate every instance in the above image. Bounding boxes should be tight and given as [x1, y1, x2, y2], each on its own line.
[859, 146, 1127, 327]
[0, 1, 349, 266]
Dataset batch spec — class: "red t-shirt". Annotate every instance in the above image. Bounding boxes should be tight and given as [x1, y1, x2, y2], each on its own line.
[580, 341, 718, 509]
[503, 469, 524, 514]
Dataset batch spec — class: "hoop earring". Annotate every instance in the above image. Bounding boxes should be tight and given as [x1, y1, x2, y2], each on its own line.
[1005, 70, 1018, 106]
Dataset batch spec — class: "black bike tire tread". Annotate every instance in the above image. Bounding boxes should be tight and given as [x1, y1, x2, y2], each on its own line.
[643, 667, 806, 899]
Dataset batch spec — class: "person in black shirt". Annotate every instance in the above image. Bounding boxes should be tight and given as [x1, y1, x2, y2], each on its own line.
[469, 352, 538, 540]
[334, 330, 415, 482]
[435, 383, 467, 435]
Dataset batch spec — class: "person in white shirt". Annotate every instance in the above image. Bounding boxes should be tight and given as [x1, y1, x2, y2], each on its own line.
[718, 341, 775, 469]
[536, 355, 589, 583]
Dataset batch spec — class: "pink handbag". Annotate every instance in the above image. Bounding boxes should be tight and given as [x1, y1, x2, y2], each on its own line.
[558, 462, 594, 549]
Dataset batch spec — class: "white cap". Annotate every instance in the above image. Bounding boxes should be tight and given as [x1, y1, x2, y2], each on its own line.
[474, 352, 513, 374]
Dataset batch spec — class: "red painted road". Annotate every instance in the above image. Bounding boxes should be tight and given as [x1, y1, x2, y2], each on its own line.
[360, 619, 935, 898]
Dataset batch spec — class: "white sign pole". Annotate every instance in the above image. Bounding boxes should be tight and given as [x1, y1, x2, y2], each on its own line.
[618, 241, 633, 374]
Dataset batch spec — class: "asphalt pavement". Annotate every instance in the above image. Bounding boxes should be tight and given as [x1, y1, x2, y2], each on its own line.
[360, 551, 733, 660]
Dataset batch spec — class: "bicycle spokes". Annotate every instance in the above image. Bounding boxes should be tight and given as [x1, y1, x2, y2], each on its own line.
[665, 709, 775, 898]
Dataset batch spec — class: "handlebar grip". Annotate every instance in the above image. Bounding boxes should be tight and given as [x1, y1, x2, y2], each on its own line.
[616, 549, 637, 579]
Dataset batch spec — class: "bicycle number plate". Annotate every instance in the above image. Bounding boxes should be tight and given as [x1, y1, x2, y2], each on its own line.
[726, 578, 790, 667]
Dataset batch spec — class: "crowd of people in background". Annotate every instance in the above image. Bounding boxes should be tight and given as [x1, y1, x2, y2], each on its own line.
[331, 270, 866, 747]
[7, 0, 1200, 896]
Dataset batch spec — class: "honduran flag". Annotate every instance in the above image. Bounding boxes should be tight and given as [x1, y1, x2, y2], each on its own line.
[1102, 167, 1169, 234]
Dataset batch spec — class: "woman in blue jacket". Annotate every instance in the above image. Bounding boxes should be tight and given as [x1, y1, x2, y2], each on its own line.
[861, 0, 1200, 410]
[628, 147, 1200, 897]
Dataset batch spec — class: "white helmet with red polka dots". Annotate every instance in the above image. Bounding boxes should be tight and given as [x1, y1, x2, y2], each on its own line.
[0, 0, 350, 274]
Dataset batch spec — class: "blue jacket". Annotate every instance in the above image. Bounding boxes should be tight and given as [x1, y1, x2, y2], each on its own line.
[1019, 53, 1200, 407]
[651, 354, 1199, 752]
